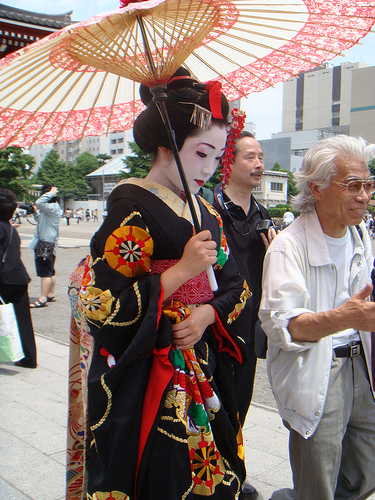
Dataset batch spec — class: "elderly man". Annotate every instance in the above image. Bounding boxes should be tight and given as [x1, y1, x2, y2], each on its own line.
[259, 135, 375, 500]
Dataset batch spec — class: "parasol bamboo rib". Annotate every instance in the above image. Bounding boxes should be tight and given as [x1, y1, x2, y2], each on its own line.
[105, 74, 122, 138]
[211, 32, 338, 68]
[52, 69, 102, 144]
[1, 67, 92, 146]
[0, 65, 77, 129]
[78, 71, 110, 141]
[28, 69, 91, 147]
[229, 25, 350, 54]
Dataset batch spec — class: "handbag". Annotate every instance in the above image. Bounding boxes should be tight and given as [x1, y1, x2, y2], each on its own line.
[0, 295, 23, 362]
[36, 239, 54, 261]
[254, 320, 268, 359]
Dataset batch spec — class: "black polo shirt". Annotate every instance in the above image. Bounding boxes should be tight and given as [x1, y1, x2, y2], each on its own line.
[212, 187, 271, 343]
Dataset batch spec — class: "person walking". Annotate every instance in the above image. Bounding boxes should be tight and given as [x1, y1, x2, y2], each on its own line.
[29, 184, 60, 308]
[203, 130, 276, 500]
[259, 135, 375, 500]
[0, 189, 37, 368]
[282, 208, 295, 226]
[67, 67, 250, 500]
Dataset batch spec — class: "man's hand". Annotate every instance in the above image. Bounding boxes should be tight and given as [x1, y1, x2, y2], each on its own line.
[50, 186, 58, 196]
[289, 282, 375, 342]
[260, 226, 277, 250]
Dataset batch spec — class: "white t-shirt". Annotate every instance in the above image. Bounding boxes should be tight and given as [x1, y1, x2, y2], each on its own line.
[324, 228, 360, 348]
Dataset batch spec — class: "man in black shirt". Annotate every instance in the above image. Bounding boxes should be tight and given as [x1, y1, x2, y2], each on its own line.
[207, 132, 276, 500]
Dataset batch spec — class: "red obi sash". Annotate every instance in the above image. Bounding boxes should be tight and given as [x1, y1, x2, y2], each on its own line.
[150, 259, 214, 304]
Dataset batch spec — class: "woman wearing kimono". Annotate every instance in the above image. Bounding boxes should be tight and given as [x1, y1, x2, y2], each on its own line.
[67, 69, 251, 500]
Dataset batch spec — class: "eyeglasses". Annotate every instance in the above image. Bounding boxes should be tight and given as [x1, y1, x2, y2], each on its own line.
[332, 178, 375, 195]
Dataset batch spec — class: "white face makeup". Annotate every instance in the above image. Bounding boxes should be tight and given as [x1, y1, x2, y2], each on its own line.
[162, 124, 227, 196]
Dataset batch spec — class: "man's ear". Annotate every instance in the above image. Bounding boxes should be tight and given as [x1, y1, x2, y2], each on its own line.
[309, 181, 322, 201]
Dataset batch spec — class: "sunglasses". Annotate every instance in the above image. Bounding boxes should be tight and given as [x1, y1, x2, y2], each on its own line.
[332, 178, 375, 195]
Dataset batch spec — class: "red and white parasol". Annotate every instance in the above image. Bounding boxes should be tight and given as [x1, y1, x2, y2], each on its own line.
[0, 0, 374, 148]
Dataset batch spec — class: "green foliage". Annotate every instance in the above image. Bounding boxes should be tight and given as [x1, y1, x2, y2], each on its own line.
[96, 153, 112, 167]
[203, 162, 222, 189]
[268, 204, 299, 218]
[271, 163, 299, 198]
[0, 146, 36, 198]
[35, 150, 90, 201]
[118, 142, 154, 179]
[369, 158, 375, 178]
[75, 151, 99, 177]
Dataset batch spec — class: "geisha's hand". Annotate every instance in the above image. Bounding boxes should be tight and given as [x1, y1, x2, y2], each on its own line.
[161, 230, 217, 299]
[172, 304, 215, 350]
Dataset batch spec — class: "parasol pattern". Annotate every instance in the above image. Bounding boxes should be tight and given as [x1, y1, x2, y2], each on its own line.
[0, 0, 374, 147]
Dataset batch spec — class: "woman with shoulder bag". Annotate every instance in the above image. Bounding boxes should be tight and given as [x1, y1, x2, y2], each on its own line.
[0, 189, 37, 368]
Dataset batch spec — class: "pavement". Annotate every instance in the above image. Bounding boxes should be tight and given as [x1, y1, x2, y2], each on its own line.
[1, 218, 374, 499]
[0, 334, 293, 500]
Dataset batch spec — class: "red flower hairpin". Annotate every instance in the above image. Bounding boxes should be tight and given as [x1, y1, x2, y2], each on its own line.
[220, 108, 246, 187]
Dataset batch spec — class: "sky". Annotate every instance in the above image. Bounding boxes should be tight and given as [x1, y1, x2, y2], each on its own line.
[4, 0, 375, 139]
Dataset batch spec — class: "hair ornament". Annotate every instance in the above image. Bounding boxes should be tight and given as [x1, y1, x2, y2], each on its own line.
[220, 108, 246, 187]
[190, 104, 212, 129]
[205, 81, 223, 119]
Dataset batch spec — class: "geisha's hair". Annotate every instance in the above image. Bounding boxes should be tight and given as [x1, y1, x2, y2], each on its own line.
[133, 67, 229, 155]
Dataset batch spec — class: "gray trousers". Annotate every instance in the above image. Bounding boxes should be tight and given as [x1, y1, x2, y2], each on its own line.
[271, 352, 375, 500]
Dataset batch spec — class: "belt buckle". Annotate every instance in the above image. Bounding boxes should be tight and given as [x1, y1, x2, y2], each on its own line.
[350, 344, 360, 357]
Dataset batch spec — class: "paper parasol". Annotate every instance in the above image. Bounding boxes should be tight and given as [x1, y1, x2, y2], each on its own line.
[0, 0, 374, 148]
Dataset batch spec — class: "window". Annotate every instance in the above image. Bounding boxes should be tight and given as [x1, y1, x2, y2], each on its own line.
[117, 149, 123, 154]
[271, 182, 283, 192]
[111, 149, 116, 155]
[118, 137, 124, 143]
[111, 139, 117, 144]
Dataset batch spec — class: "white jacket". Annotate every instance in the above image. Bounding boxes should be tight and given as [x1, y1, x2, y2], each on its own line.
[259, 209, 374, 438]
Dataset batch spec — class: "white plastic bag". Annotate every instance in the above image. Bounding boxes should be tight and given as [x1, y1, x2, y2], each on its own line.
[0, 297, 23, 362]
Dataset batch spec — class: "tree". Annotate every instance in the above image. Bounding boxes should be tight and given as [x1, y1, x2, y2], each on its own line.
[36, 150, 90, 204]
[0, 146, 36, 198]
[118, 142, 154, 179]
[271, 162, 299, 198]
[96, 153, 112, 167]
[369, 158, 375, 177]
[75, 151, 100, 177]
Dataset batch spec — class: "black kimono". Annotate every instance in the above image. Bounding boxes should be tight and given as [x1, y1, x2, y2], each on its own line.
[75, 178, 250, 500]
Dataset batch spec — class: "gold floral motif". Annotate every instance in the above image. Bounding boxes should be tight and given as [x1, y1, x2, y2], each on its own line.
[80, 287, 114, 323]
[92, 491, 130, 500]
[104, 225, 154, 277]
[227, 280, 251, 324]
[188, 432, 225, 495]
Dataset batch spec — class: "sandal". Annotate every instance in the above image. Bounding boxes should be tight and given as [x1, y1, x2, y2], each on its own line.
[30, 300, 48, 308]
[46, 296, 56, 302]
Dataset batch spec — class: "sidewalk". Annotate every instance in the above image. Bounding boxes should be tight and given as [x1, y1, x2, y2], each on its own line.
[0, 334, 293, 500]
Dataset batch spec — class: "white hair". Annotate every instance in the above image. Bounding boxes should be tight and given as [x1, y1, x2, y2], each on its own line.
[292, 135, 375, 213]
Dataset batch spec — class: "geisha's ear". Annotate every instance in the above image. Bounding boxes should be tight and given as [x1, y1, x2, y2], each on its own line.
[156, 146, 173, 161]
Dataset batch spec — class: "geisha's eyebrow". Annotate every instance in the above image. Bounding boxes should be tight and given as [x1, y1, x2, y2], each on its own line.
[199, 142, 225, 151]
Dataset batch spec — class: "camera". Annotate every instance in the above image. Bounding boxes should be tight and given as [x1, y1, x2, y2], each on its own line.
[18, 202, 34, 215]
[256, 219, 285, 235]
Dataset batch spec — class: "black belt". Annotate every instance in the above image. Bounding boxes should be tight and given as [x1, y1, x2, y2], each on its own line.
[334, 341, 362, 358]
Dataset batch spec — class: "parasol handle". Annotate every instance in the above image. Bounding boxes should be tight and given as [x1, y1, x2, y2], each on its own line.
[151, 87, 218, 292]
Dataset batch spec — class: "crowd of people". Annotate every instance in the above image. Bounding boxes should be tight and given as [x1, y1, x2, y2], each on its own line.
[2, 68, 375, 500]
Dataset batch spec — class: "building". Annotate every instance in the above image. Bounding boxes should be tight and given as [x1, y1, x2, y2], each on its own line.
[282, 62, 368, 135]
[258, 136, 291, 171]
[260, 62, 375, 174]
[253, 170, 288, 208]
[86, 156, 128, 198]
[350, 65, 375, 142]
[0, 3, 72, 58]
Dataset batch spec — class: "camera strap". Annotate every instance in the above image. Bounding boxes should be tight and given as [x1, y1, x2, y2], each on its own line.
[213, 184, 267, 236]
